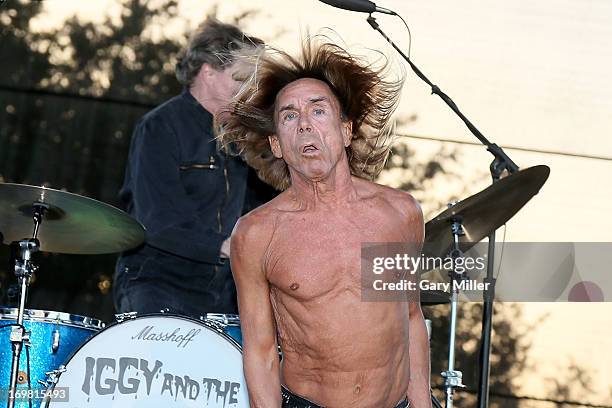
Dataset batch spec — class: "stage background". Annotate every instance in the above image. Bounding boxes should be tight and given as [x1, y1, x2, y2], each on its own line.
[1, 1, 611, 407]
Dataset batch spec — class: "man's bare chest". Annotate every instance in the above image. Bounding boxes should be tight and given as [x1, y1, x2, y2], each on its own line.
[265, 211, 407, 299]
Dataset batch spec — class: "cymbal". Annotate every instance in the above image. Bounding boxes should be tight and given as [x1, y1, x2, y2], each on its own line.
[0, 183, 145, 254]
[423, 165, 550, 260]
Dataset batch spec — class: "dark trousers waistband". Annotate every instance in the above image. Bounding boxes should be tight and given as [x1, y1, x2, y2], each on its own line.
[281, 386, 410, 408]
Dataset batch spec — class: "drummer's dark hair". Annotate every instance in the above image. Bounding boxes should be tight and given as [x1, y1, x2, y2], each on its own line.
[176, 17, 264, 86]
[219, 38, 403, 191]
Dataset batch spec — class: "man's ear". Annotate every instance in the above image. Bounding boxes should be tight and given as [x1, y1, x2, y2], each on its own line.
[269, 135, 283, 158]
[197, 63, 215, 83]
[343, 120, 353, 147]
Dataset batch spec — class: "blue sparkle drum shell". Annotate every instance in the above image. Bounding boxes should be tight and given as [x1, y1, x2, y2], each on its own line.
[203, 313, 242, 345]
[0, 308, 104, 408]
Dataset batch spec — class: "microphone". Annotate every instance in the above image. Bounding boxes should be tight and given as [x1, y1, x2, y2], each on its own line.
[319, 0, 396, 15]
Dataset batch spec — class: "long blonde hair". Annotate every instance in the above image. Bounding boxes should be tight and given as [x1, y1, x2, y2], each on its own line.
[219, 38, 403, 190]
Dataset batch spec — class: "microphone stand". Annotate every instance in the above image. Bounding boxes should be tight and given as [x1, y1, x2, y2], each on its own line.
[366, 15, 519, 408]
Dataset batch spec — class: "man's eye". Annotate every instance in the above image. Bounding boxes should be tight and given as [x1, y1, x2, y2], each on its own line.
[284, 112, 297, 121]
[313, 108, 325, 115]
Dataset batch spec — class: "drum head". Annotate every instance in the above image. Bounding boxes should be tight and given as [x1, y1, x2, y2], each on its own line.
[47, 314, 248, 407]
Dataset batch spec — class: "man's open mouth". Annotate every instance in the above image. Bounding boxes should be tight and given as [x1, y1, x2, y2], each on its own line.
[302, 144, 318, 153]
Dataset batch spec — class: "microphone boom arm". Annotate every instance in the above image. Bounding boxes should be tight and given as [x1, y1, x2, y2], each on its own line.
[366, 15, 519, 176]
[366, 13, 526, 408]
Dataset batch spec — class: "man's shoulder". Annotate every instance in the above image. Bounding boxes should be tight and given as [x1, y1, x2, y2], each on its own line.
[133, 92, 211, 145]
[140, 93, 186, 125]
[356, 178, 420, 211]
[233, 193, 285, 242]
[356, 179, 424, 243]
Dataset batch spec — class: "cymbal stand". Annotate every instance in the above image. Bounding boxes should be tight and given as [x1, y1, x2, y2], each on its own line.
[441, 213, 466, 408]
[7, 203, 46, 408]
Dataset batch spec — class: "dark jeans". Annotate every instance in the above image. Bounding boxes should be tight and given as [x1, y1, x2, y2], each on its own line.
[281, 387, 410, 408]
[113, 249, 238, 318]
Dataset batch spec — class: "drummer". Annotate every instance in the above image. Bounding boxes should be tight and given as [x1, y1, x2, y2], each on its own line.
[113, 19, 271, 318]
[221, 41, 431, 407]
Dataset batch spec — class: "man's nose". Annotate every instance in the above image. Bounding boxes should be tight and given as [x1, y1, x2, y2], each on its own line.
[298, 115, 312, 133]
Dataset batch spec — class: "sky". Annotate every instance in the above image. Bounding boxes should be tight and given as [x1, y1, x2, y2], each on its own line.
[27, 0, 612, 404]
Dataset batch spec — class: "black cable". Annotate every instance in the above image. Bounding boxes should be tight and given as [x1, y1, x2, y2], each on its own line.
[2, 83, 610, 162]
[396, 13, 412, 59]
[0, 83, 157, 109]
[396, 132, 612, 162]
[25, 341, 32, 408]
[431, 388, 443, 408]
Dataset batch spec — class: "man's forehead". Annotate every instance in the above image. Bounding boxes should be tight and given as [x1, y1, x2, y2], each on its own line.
[275, 78, 339, 109]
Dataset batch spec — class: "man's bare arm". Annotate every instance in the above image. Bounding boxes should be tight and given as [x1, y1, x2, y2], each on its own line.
[405, 197, 432, 408]
[407, 300, 432, 408]
[231, 213, 281, 407]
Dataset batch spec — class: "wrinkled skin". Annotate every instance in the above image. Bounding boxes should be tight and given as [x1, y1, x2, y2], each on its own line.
[231, 79, 430, 408]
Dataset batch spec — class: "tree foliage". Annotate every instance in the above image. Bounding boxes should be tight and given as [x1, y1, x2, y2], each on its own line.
[0, 2, 537, 406]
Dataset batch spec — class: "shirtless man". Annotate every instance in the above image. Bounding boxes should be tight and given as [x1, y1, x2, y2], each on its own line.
[222, 41, 431, 408]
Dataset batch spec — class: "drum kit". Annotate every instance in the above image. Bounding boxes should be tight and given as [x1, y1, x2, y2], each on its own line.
[0, 183, 250, 407]
[0, 164, 549, 408]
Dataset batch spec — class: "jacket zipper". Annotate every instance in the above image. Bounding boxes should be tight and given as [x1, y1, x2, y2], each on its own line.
[215, 160, 229, 267]
[179, 156, 218, 171]
[217, 161, 229, 233]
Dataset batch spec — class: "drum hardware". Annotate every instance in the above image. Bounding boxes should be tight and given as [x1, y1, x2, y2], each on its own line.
[17, 372, 26, 385]
[5, 202, 50, 408]
[0, 183, 145, 254]
[420, 290, 450, 306]
[1, 309, 104, 408]
[202, 319, 227, 334]
[423, 166, 551, 263]
[8, 235, 42, 408]
[423, 166, 550, 407]
[205, 313, 240, 325]
[439, 211, 466, 408]
[38, 367, 66, 408]
[0, 183, 144, 408]
[114, 311, 138, 323]
[37, 366, 65, 389]
[204, 313, 243, 345]
[50, 328, 59, 354]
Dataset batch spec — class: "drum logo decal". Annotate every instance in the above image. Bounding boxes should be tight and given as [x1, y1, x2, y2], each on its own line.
[131, 325, 201, 348]
[80, 357, 242, 406]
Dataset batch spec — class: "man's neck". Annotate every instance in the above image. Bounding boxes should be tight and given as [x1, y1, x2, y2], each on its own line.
[289, 163, 358, 210]
[189, 83, 220, 116]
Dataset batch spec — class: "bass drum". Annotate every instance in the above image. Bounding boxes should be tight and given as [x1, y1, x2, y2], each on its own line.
[45, 314, 248, 407]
